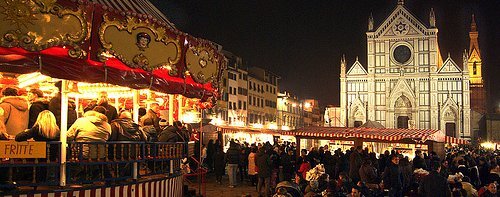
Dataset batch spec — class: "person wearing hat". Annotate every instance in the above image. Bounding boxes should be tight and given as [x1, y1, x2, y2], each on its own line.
[27, 88, 49, 128]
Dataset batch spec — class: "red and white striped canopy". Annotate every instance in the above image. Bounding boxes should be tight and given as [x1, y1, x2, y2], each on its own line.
[444, 136, 469, 145]
[217, 126, 281, 135]
[280, 126, 445, 143]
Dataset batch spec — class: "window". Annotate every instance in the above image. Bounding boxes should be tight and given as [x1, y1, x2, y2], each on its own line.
[223, 79, 226, 87]
[375, 94, 386, 106]
[228, 102, 232, 109]
[419, 111, 430, 129]
[233, 102, 237, 110]
[473, 62, 477, 75]
[238, 101, 242, 109]
[266, 85, 269, 92]
[419, 93, 429, 106]
[249, 96, 252, 105]
[243, 102, 247, 110]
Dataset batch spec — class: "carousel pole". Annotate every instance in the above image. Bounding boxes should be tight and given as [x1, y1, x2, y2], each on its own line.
[168, 94, 174, 125]
[132, 90, 140, 180]
[59, 80, 69, 187]
[199, 108, 203, 197]
[178, 95, 183, 122]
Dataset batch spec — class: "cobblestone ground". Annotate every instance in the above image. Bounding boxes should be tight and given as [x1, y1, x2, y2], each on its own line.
[188, 174, 260, 197]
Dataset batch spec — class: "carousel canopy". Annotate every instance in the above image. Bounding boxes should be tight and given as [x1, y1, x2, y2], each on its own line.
[0, 0, 226, 101]
[282, 126, 446, 143]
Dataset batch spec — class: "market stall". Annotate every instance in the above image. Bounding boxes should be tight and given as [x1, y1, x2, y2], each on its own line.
[282, 126, 449, 159]
[217, 126, 281, 150]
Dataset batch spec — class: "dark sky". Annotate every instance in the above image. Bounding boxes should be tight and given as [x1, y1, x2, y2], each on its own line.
[152, 0, 500, 109]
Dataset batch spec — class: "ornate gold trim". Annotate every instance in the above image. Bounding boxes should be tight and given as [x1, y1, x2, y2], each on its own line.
[0, 0, 89, 58]
[186, 45, 222, 84]
[98, 14, 181, 72]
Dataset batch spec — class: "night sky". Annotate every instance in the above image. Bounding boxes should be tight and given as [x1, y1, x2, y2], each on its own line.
[152, 0, 500, 110]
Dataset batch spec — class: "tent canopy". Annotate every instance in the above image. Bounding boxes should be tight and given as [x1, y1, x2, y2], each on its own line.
[282, 126, 445, 143]
[360, 120, 385, 128]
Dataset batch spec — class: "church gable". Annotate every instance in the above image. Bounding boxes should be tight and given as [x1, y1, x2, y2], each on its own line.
[438, 57, 462, 73]
[346, 60, 368, 75]
[375, 6, 428, 38]
[389, 78, 415, 100]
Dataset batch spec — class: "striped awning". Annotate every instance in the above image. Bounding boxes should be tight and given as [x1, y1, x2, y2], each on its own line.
[281, 126, 445, 143]
[216, 126, 281, 135]
[445, 136, 469, 145]
[92, 0, 176, 29]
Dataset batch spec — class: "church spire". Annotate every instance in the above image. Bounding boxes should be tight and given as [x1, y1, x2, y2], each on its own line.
[368, 13, 374, 31]
[398, 0, 404, 5]
[463, 49, 469, 73]
[340, 54, 346, 76]
[469, 14, 480, 58]
[471, 14, 477, 32]
[429, 8, 436, 28]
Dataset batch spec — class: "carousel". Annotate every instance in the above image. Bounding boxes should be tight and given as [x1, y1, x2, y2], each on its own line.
[0, 0, 225, 196]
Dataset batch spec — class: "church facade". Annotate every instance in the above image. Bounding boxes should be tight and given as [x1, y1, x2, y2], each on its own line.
[339, 1, 475, 139]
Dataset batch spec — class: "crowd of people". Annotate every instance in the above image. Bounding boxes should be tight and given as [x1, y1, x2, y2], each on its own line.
[0, 85, 192, 188]
[202, 139, 500, 197]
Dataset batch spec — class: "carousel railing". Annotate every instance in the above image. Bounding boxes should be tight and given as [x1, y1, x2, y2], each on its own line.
[0, 141, 188, 189]
[0, 141, 61, 188]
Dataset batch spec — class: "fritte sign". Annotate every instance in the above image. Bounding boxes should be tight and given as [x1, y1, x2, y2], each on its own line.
[0, 141, 46, 159]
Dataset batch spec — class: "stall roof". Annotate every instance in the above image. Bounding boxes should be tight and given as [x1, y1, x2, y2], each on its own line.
[444, 136, 469, 145]
[281, 126, 446, 143]
[217, 126, 281, 135]
[360, 120, 385, 128]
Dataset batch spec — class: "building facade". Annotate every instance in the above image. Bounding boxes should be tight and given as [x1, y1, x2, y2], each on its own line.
[277, 92, 301, 130]
[247, 67, 280, 128]
[302, 99, 323, 127]
[216, 51, 248, 126]
[339, 1, 471, 139]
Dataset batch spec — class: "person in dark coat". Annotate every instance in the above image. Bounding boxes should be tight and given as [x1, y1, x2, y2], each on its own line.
[413, 150, 427, 170]
[213, 148, 226, 184]
[206, 139, 215, 172]
[27, 88, 49, 129]
[382, 154, 403, 197]
[418, 161, 451, 197]
[83, 91, 118, 123]
[49, 81, 77, 130]
[109, 111, 145, 177]
[157, 121, 185, 142]
[256, 147, 271, 197]
[280, 149, 293, 182]
[139, 103, 161, 141]
[359, 159, 378, 184]
[349, 146, 364, 183]
[226, 141, 240, 187]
